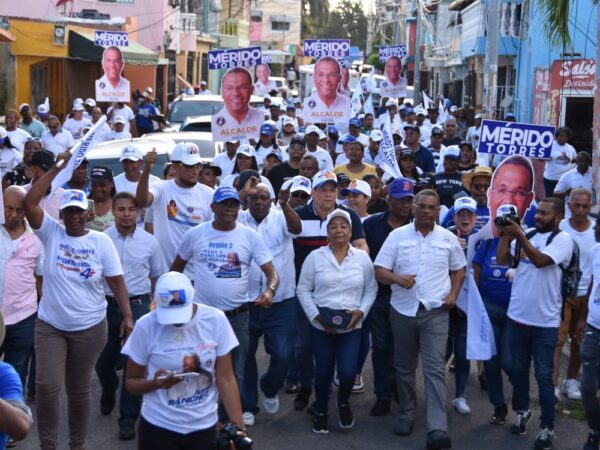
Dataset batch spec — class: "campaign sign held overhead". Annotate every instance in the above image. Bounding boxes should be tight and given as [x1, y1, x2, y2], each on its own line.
[379, 45, 408, 62]
[304, 39, 350, 58]
[208, 47, 262, 70]
[478, 120, 555, 160]
[94, 30, 129, 47]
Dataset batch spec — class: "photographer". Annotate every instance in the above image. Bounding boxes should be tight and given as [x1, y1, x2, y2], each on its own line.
[496, 197, 574, 450]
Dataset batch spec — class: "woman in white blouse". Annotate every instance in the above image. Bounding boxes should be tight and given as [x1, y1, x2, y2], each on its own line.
[543, 127, 577, 197]
[296, 209, 377, 434]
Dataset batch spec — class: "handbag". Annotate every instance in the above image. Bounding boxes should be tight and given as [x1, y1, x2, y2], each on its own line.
[317, 306, 352, 329]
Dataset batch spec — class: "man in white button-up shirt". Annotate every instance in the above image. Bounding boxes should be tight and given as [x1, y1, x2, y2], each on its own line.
[374, 189, 466, 449]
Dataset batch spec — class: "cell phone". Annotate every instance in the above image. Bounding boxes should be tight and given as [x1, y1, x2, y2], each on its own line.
[158, 372, 200, 380]
[87, 199, 95, 213]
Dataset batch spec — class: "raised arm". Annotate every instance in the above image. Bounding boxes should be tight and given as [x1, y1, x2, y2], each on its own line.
[136, 149, 157, 208]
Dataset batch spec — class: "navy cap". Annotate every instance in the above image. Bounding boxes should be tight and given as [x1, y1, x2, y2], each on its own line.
[340, 135, 357, 144]
[289, 134, 305, 146]
[213, 186, 241, 204]
[459, 140, 473, 149]
[388, 177, 415, 199]
[349, 118, 362, 128]
[416, 174, 436, 188]
[260, 124, 276, 136]
[286, 105, 296, 111]
[403, 123, 420, 133]
[30, 150, 56, 172]
[399, 149, 416, 159]
[336, 173, 351, 184]
[90, 164, 114, 182]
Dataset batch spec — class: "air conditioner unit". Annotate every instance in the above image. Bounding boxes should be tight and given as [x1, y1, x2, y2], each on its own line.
[53, 25, 66, 45]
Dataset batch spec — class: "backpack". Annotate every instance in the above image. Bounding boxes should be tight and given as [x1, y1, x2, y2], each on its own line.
[521, 229, 581, 319]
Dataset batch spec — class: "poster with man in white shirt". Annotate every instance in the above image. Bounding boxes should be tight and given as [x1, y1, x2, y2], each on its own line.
[379, 46, 408, 99]
[254, 64, 277, 96]
[95, 46, 131, 103]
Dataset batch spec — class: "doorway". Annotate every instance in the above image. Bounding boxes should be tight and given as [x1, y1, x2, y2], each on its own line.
[564, 96, 593, 152]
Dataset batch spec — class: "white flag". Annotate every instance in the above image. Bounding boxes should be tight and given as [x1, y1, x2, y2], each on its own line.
[438, 99, 448, 124]
[365, 67, 376, 93]
[377, 115, 402, 179]
[422, 91, 434, 110]
[350, 81, 363, 116]
[363, 94, 375, 116]
[51, 116, 107, 191]
[457, 272, 497, 361]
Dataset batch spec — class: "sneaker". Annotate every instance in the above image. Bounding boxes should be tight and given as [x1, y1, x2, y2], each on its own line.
[338, 403, 355, 429]
[242, 412, 255, 426]
[554, 387, 560, 404]
[352, 375, 365, 394]
[293, 386, 312, 410]
[584, 432, 600, 450]
[284, 382, 299, 394]
[511, 410, 532, 435]
[452, 397, 471, 414]
[100, 392, 116, 416]
[426, 430, 451, 449]
[263, 395, 279, 414]
[370, 399, 391, 417]
[312, 413, 329, 434]
[563, 379, 582, 400]
[118, 423, 136, 441]
[490, 404, 508, 425]
[534, 427, 555, 450]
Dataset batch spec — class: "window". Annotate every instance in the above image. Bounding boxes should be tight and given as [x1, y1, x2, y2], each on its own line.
[271, 21, 290, 31]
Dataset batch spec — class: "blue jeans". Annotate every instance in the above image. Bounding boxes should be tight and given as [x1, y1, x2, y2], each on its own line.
[294, 297, 314, 387]
[366, 293, 394, 401]
[95, 297, 150, 427]
[446, 308, 469, 398]
[0, 312, 36, 388]
[509, 321, 558, 429]
[242, 298, 297, 413]
[356, 322, 371, 376]
[483, 301, 513, 408]
[311, 327, 361, 414]
[581, 324, 600, 433]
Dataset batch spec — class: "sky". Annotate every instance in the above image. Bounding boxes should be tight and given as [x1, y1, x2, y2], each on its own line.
[329, 0, 375, 14]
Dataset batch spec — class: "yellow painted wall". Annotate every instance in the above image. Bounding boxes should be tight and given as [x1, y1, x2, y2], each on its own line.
[9, 20, 69, 58]
[15, 55, 46, 110]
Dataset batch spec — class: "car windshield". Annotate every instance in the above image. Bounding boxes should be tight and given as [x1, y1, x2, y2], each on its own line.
[168, 100, 224, 123]
[180, 122, 212, 132]
[87, 153, 169, 178]
[171, 138, 216, 158]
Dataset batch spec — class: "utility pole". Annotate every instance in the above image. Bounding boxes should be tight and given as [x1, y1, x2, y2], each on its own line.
[483, 0, 500, 118]
[413, 3, 422, 104]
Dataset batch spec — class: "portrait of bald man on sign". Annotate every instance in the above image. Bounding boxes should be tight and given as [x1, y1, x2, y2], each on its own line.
[254, 63, 277, 96]
[212, 67, 264, 142]
[303, 56, 351, 126]
[95, 46, 131, 102]
[380, 56, 408, 98]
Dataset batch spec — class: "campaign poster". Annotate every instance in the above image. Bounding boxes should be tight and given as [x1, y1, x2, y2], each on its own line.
[254, 63, 277, 96]
[302, 40, 351, 126]
[209, 47, 264, 142]
[478, 120, 555, 160]
[95, 44, 131, 103]
[379, 46, 408, 99]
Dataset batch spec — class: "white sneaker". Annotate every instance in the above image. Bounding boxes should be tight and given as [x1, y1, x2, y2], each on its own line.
[452, 397, 471, 414]
[263, 395, 280, 414]
[243, 411, 255, 426]
[563, 378, 582, 400]
[554, 386, 560, 403]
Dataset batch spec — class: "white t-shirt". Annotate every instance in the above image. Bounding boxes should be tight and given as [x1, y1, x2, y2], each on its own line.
[508, 230, 574, 327]
[62, 118, 92, 140]
[149, 180, 214, 266]
[6, 128, 31, 152]
[560, 218, 595, 296]
[220, 174, 275, 199]
[41, 129, 76, 156]
[114, 172, 160, 226]
[33, 213, 123, 331]
[107, 105, 135, 132]
[121, 306, 238, 434]
[0, 147, 22, 179]
[305, 147, 334, 171]
[177, 222, 272, 311]
[543, 141, 577, 180]
[587, 244, 600, 329]
[108, 130, 132, 141]
[212, 152, 237, 179]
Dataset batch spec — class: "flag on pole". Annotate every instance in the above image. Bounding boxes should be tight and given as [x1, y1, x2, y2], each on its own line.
[438, 99, 448, 124]
[363, 94, 374, 116]
[456, 272, 497, 361]
[422, 91, 434, 110]
[365, 67, 376, 93]
[377, 115, 402, 179]
[52, 116, 107, 191]
[350, 81, 363, 116]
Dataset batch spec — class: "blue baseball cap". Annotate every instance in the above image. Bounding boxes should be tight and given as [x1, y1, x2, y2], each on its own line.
[340, 134, 357, 144]
[388, 177, 415, 200]
[260, 124, 276, 136]
[213, 186, 241, 204]
[286, 105, 296, 111]
[349, 118, 362, 128]
[327, 125, 339, 136]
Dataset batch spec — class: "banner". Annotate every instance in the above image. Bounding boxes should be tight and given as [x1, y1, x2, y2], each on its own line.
[52, 116, 107, 191]
[254, 63, 277, 96]
[380, 54, 407, 98]
[303, 39, 350, 58]
[478, 120, 555, 160]
[378, 45, 408, 63]
[94, 30, 129, 47]
[456, 273, 497, 361]
[377, 115, 402, 179]
[208, 47, 262, 70]
[95, 46, 130, 102]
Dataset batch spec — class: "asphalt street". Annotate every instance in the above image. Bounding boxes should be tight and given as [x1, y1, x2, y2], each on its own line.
[14, 345, 587, 450]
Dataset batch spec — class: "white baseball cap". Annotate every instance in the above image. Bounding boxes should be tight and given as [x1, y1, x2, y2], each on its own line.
[85, 98, 96, 107]
[475, 113, 484, 119]
[450, 105, 459, 112]
[370, 129, 383, 142]
[154, 272, 195, 325]
[114, 115, 126, 125]
[305, 125, 321, 135]
[385, 99, 396, 107]
[444, 146, 460, 159]
[415, 107, 427, 116]
[282, 116, 296, 127]
[37, 104, 49, 115]
[171, 142, 202, 165]
[454, 196, 477, 214]
[236, 144, 257, 158]
[312, 170, 338, 189]
[60, 189, 88, 210]
[144, 86, 154, 94]
[325, 208, 352, 230]
[72, 103, 85, 112]
[18, 103, 30, 112]
[341, 179, 372, 198]
[120, 145, 144, 162]
[287, 175, 311, 195]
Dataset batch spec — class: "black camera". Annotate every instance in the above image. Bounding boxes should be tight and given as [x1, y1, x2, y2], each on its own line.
[494, 205, 521, 227]
[216, 423, 253, 449]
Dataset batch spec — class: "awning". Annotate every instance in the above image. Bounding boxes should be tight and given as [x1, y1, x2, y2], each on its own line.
[68, 31, 159, 65]
[0, 28, 15, 42]
[448, 0, 475, 10]
[270, 15, 296, 23]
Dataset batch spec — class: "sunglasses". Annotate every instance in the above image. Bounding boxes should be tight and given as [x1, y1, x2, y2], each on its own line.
[291, 192, 310, 199]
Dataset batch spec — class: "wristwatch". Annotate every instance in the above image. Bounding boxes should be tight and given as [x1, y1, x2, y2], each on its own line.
[267, 287, 277, 297]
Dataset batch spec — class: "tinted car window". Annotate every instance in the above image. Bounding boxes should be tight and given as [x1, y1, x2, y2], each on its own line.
[170, 138, 216, 159]
[167, 101, 224, 123]
[180, 122, 212, 132]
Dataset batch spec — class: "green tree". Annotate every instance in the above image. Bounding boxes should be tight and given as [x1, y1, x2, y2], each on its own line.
[301, 0, 330, 38]
[323, 0, 368, 51]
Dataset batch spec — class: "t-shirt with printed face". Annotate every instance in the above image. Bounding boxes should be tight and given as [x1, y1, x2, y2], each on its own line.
[121, 306, 238, 434]
[176, 222, 272, 311]
[149, 180, 214, 266]
[33, 213, 123, 332]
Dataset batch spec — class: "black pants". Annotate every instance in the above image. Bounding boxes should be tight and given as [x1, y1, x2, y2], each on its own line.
[138, 417, 217, 450]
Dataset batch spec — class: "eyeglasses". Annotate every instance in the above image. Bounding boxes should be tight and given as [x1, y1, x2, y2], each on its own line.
[490, 187, 531, 199]
[291, 192, 310, 199]
[471, 183, 490, 191]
